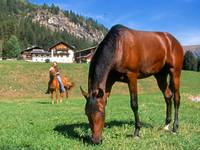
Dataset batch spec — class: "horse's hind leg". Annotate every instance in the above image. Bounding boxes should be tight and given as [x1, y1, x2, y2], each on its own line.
[169, 68, 181, 133]
[60, 92, 63, 103]
[127, 73, 141, 137]
[154, 71, 173, 130]
[66, 91, 68, 99]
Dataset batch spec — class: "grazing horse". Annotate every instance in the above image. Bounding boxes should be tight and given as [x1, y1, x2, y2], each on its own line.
[49, 68, 74, 104]
[80, 24, 184, 144]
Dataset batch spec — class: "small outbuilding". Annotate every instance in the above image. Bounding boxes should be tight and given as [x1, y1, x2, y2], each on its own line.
[21, 46, 45, 61]
[74, 46, 97, 63]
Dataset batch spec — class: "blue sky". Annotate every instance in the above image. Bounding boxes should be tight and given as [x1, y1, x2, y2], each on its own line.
[29, 0, 200, 45]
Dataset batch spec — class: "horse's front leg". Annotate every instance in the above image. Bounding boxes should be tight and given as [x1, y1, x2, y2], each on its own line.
[154, 73, 173, 131]
[50, 91, 54, 104]
[56, 90, 59, 104]
[128, 73, 141, 137]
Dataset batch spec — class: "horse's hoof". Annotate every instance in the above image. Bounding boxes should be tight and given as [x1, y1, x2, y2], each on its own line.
[172, 132, 176, 135]
[134, 135, 140, 140]
[163, 124, 170, 131]
[172, 128, 178, 134]
[172, 131, 177, 135]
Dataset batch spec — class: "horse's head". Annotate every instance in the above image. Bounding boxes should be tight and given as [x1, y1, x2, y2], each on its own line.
[80, 86, 107, 144]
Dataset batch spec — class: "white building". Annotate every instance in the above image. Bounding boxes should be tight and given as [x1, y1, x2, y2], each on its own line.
[21, 42, 75, 63]
[31, 49, 51, 62]
[49, 42, 75, 63]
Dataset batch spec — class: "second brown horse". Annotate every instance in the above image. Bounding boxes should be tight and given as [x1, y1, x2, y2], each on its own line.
[49, 68, 74, 104]
[81, 24, 184, 144]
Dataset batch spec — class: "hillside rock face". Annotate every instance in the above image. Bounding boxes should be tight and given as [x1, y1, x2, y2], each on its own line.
[31, 9, 105, 43]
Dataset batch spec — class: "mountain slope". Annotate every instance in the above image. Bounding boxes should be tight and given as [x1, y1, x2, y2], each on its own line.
[31, 9, 106, 43]
[0, 0, 108, 58]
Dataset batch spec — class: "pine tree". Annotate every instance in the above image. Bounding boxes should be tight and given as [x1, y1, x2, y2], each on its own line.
[3, 35, 21, 58]
[183, 51, 198, 71]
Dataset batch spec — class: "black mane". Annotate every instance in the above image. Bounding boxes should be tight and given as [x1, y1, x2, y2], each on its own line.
[88, 24, 128, 91]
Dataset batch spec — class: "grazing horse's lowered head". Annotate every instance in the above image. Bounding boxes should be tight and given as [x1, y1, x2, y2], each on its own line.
[80, 28, 117, 144]
[81, 24, 184, 144]
[80, 87, 106, 144]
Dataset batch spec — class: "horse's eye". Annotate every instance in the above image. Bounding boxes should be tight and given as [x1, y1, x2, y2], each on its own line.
[92, 92, 96, 97]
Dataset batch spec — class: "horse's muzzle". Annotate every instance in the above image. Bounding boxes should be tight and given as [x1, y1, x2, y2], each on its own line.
[91, 136, 102, 145]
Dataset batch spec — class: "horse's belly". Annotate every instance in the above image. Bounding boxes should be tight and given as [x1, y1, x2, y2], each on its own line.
[138, 60, 166, 78]
[137, 73, 152, 79]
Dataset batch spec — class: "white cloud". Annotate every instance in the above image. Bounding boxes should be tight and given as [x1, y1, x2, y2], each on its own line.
[80, 12, 105, 20]
[176, 30, 200, 45]
[112, 14, 134, 24]
[149, 13, 168, 21]
[121, 21, 143, 29]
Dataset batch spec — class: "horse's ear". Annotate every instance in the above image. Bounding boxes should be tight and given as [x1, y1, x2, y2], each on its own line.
[80, 86, 89, 100]
[97, 88, 104, 98]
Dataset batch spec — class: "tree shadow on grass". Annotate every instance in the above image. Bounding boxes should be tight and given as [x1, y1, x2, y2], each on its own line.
[53, 120, 153, 144]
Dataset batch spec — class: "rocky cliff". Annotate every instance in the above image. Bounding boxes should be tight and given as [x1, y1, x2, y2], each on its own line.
[31, 9, 106, 43]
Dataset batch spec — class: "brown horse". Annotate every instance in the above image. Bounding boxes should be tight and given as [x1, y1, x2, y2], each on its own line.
[80, 24, 184, 144]
[49, 68, 74, 104]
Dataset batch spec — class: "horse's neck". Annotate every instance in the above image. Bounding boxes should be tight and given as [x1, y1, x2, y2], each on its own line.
[89, 66, 109, 92]
[89, 40, 115, 92]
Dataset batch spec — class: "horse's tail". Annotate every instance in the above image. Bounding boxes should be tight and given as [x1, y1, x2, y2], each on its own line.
[69, 82, 75, 89]
[62, 76, 74, 90]
[168, 33, 184, 70]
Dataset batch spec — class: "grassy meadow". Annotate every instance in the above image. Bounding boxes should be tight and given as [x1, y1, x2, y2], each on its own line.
[0, 60, 199, 149]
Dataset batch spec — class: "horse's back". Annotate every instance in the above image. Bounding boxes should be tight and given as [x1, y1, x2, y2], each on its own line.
[135, 31, 183, 72]
[112, 25, 183, 76]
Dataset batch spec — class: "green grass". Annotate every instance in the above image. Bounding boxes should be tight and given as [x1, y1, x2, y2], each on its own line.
[0, 61, 199, 149]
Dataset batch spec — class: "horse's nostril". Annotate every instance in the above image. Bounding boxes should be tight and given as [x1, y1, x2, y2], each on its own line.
[91, 137, 102, 145]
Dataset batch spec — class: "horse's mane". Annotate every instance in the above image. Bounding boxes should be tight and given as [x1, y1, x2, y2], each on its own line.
[88, 24, 127, 91]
